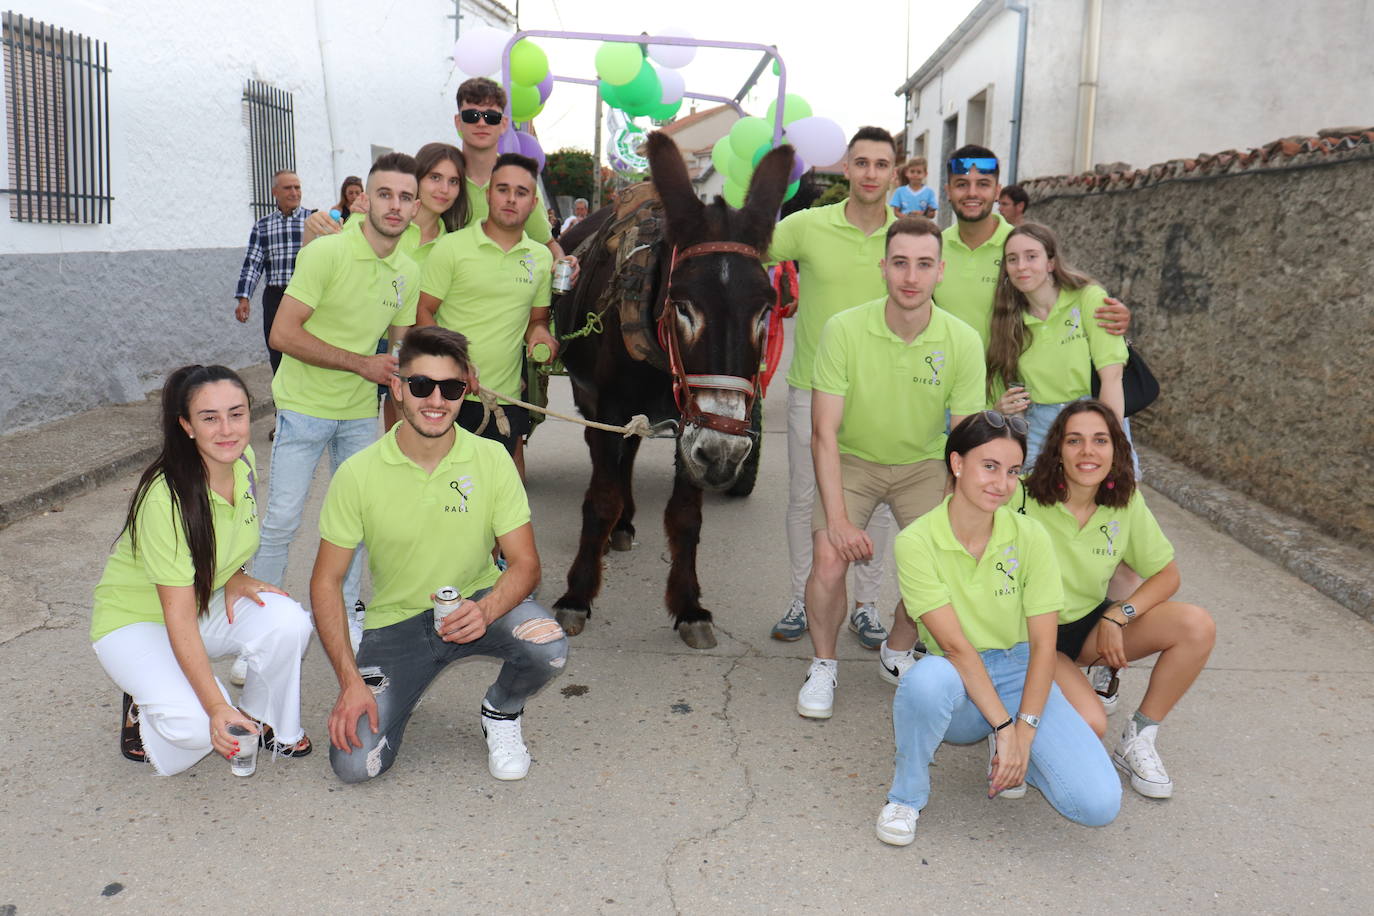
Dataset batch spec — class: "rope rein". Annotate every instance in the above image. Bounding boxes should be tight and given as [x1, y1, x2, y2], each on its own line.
[471, 384, 662, 440]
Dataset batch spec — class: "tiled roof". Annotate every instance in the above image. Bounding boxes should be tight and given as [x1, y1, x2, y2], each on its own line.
[659, 104, 733, 136]
[1023, 127, 1374, 198]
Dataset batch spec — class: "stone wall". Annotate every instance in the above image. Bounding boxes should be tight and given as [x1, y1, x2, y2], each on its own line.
[1023, 136, 1374, 550]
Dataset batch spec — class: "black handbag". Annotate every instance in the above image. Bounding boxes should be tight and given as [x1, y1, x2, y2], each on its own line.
[1092, 344, 1159, 417]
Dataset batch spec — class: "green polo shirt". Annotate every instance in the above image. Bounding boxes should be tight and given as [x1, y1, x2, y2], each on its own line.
[896, 496, 1063, 653]
[91, 448, 261, 642]
[811, 298, 986, 464]
[465, 175, 551, 243]
[420, 223, 552, 405]
[318, 426, 530, 630]
[1018, 486, 1174, 624]
[933, 214, 1014, 346]
[346, 215, 447, 265]
[768, 201, 895, 390]
[272, 228, 420, 420]
[1014, 284, 1128, 404]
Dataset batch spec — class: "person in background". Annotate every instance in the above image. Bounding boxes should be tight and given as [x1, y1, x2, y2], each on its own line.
[334, 176, 364, 224]
[548, 206, 562, 240]
[561, 197, 589, 233]
[998, 184, 1030, 226]
[889, 157, 937, 218]
[233, 170, 313, 373]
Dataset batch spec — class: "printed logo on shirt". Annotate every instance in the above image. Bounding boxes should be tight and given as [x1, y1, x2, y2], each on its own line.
[391, 275, 408, 310]
[994, 544, 1020, 597]
[1061, 306, 1084, 344]
[516, 254, 536, 285]
[243, 488, 257, 525]
[913, 350, 945, 386]
[1095, 519, 1120, 556]
[446, 476, 475, 513]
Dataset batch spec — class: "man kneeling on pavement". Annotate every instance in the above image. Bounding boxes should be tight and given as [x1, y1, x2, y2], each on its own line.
[310, 325, 567, 782]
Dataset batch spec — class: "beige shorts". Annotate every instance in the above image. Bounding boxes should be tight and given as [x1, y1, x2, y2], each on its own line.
[812, 454, 946, 533]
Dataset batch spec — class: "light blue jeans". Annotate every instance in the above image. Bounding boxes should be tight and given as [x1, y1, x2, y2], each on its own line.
[253, 409, 374, 606]
[888, 642, 1120, 826]
[1025, 400, 1139, 479]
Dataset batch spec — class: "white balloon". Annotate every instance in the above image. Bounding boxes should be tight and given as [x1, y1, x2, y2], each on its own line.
[785, 116, 847, 167]
[654, 63, 686, 105]
[648, 25, 696, 69]
[453, 25, 511, 77]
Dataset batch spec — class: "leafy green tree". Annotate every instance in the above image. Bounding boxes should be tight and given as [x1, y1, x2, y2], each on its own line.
[543, 148, 596, 202]
[815, 180, 849, 207]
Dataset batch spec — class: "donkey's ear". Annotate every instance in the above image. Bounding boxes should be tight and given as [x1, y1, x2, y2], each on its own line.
[647, 131, 703, 240]
[740, 143, 796, 245]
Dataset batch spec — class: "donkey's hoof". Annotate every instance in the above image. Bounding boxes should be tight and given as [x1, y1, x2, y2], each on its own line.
[678, 620, 717, 650]
[609, 530, 634, 552]
[556, 608, 590, 637]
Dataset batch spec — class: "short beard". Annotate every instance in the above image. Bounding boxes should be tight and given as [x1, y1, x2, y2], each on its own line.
[368, 209, 407, 238]
[401, 402, 455, 438]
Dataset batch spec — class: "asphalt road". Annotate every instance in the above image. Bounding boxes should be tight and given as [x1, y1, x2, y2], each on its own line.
[2, 367, 1372, 914]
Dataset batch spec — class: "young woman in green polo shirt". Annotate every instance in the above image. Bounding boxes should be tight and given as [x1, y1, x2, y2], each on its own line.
[877, 412, 1119, 847]
[985, 222, 1127, 469]
[1021, 400, 1215, 799]
[91, 366, 314, 775]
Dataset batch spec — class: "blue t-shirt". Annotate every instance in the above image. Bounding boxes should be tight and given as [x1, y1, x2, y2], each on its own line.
[890, 185, 937, 216]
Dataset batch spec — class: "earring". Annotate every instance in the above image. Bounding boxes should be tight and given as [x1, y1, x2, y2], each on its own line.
[1105, 478, 1116, 490]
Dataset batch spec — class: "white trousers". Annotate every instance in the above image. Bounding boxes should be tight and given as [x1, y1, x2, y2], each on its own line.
[785, 384, 893, 604]
[92, 589, 313, 775]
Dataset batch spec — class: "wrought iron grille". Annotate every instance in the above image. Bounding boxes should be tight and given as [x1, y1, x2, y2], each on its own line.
[243, 79, 297, 219]
[1, 11, 112, 223]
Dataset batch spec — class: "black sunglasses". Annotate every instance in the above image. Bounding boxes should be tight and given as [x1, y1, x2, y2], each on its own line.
[460, 108, 504, 126]
[981, 409, 1029, 436]
[397, 374, 467, 400]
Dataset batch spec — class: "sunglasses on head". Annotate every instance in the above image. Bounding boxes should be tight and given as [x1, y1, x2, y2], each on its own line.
[947, 156, 999, 175]
[981, 409, 1029, 436]
[460, 108, 504, 126]
[397, 374, 467, 400]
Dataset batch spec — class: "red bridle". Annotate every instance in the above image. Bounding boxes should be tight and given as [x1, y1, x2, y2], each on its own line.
[657, 241, 763, 438]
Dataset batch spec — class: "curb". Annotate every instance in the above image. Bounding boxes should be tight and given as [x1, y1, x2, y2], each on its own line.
[1139, 443, 1373, 622]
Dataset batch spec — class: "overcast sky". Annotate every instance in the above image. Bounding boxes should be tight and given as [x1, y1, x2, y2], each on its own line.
[493, 0, 982, 155]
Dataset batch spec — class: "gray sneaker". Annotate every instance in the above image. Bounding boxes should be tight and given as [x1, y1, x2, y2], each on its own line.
[771, 598, 808, 641]
[848, 602, 888, 649]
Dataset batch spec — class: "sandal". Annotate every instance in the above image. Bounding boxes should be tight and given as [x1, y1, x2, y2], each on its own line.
[120, 693, 146, 762]
[257, 723, 312, 758]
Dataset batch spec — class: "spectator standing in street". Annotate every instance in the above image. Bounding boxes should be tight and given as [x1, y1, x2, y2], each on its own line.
[561, 197, 589, 233]
[998, 184, 1030, 226]
[333, 176, 364, 224]
[233, 170, 314, 373]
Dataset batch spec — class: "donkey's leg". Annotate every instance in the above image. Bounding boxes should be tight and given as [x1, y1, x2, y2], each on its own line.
[553, 427, 624, 636]
[608, 435, 642, 552]
[664, 467, 716, 649]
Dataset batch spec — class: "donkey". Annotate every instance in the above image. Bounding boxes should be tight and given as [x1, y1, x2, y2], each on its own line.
[551, 131, 795, 649]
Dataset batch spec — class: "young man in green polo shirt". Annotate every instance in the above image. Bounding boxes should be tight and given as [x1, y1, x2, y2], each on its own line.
[767, 126, 902, 649]
[797, 218, 985, 718]
[253, 153, 421, 651]
[312, 326, 567, 784]
[417, 152, 555, 476]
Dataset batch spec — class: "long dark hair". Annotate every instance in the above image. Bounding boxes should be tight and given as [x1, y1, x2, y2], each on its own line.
[414, 142, 470, 232]
[334, 176, 362, 223]
[1024, 399, 1135, 508]
[985, 221, 1096, 401]
[120, 365, 251, 616]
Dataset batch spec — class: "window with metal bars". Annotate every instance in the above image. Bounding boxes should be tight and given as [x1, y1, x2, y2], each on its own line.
[1, 11, 111, 224]
[242, 79, 298, 219]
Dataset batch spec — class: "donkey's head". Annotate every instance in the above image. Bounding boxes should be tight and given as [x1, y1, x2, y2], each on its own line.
[647, 130, 795, 490]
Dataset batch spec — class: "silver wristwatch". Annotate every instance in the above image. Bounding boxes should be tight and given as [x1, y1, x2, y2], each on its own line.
[1119, 602, 1137, 620]
[1017, 712, 1041, 729]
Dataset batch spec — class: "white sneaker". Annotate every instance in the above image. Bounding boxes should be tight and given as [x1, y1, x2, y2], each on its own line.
[481, 702, 531, 781]
[1089, 663, 1120, 714]
[797, 659, 837, 719]
[875, 802, 918, 846]
[878, 640, 917, 686]
[229, 655, 248, 688]
[1113, 719, 1173, 799]
[986, 734, 1027, 799]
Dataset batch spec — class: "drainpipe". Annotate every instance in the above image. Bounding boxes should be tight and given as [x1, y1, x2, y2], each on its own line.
[1073, 0, 1103, 174]
[313, 0, 345, 189]
[1005, 0, 1029, 183]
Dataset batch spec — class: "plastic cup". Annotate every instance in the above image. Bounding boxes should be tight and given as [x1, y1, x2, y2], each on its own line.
[227, 724, 259, 777]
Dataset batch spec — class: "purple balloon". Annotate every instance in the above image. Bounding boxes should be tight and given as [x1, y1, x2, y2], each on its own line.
[536, 73, 554, 104]
[789, 153, 807, 183]
[497, 131, 521, 154]
[516, 130, 546, 172]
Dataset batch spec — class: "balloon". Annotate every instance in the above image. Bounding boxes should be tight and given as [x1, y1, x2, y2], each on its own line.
[617, 60, 662, 108]
[729, 116, 772, 161]
[751, 141, 773, 168]
[723, 179, 747, 208]
[648, 25, 696, 69]
[453, 26, 510, 77]
[655, 64, 685, 105]
[649, 98, 682, 121]
[516, 131, 546, 172]
[771, 58, 780, 76]
[785, 116, 847, 166]
[536, 73, 554, 104]
[710, 136, 736, 179]
[510, 83, 541, 121]
[789, 154, 807, 183]
[509, 40, 548, 85]
[784, 179, 800, 201]
[595, 41, 642, 86]
[598, 79, 623, 109]
[766, 93, 812, 127]
[497, 131, 521, 154]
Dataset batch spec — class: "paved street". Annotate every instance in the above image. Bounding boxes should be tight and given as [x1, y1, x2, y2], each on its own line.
[2, 368, 1372, 914]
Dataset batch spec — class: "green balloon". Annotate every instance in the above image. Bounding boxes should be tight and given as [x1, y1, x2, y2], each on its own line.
[511, 83, 540, 121]
[729, 116, 772, 160]
[751, 141, 774, 168]
[784, 179, 800, 201]
[711, 136, 735, 178]
[650, 98, 683, 121]
[598, 79, 623, 109]
[510, 40, 548, 85]
[595, 42, 642, 86]
[766, 93, 812, 127]
[771, 59, 781, 76]
[617, 59, 662, 108]
[723, 179, 747, 208]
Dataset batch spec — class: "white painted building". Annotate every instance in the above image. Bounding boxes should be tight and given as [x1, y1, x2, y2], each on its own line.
[0, 0, 514, 431]
[897, 0, 1372, 197]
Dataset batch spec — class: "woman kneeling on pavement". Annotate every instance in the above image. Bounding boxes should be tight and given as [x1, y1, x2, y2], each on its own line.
[91, 365, 313, 775]
[876, 411, 1120, 847]
[1019, 400, 1215, 799]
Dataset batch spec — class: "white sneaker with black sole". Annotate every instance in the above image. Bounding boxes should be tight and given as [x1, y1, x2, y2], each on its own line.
[1113, 719, 1173, 798]
[797, 659, 837, 719]
[481, 702, 531, 780]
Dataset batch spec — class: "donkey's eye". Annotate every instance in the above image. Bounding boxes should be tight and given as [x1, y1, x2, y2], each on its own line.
[672, 299, 693, 317]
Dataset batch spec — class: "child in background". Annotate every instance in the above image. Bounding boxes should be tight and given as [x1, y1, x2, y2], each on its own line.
[890, 158, 937, 218]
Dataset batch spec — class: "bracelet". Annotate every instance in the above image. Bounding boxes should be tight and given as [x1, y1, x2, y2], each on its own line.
[993, 716, 1015, 732]
[1103, 615, 1127, 629]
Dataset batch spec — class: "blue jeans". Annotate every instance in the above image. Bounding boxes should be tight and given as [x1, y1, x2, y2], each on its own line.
[1025, 400, 1139, 479]
[330, 594, 568, 783]
[888, 643, 1120, 826]
[253, 409, 374, 606]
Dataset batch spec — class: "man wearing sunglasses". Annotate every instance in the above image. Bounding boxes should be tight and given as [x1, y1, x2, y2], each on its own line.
[935, 145, 1130, 346]
[313, 325, 567, 785]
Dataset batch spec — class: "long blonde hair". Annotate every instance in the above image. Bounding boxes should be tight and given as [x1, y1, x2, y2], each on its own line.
[985, 222, 1097, 401]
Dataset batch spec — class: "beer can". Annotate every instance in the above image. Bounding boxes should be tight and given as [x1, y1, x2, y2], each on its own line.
[434, 586, 462, 633]
[552, 258, 574, 294]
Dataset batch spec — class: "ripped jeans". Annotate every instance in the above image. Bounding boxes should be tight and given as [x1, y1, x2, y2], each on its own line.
[330, 591, 568, 783]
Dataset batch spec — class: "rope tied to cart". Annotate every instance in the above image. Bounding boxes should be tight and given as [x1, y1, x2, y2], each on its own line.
[471, 384, 676, 440]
